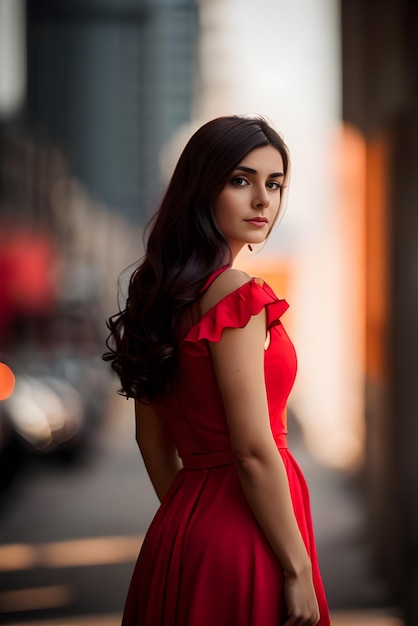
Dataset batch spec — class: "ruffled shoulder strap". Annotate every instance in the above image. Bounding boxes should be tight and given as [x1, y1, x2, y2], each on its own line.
[182, 275, 289, 353]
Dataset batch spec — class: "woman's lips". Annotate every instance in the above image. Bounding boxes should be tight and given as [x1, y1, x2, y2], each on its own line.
[245, 218, 268, 228]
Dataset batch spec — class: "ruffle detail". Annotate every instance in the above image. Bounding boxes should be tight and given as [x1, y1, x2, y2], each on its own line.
[182, 278, 289, 355]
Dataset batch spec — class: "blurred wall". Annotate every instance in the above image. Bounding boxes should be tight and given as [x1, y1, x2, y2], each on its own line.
[341, 1, 418, 623]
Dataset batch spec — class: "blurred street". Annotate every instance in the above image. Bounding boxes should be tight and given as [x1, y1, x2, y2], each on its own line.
[0, 385, 154, 622]
[0, 387, 402, 625]
[0, 0, 417, 624]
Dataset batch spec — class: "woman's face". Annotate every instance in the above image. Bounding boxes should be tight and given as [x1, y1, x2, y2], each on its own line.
[214, 145, 285, 258]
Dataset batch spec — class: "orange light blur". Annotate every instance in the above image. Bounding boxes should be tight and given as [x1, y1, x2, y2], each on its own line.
[0, 362, 15, 400]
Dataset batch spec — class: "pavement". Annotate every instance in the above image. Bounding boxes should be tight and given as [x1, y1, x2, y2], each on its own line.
[0, 611, 404, 626]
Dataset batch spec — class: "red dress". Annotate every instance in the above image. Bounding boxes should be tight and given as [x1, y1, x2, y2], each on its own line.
[122, 268, 330, 626]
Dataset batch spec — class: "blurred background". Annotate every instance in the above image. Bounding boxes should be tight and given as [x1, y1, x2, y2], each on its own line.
[0, 0, 417, 624]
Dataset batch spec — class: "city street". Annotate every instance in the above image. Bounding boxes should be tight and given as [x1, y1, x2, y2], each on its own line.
[1, 0, 417, 624]
[0, 387, 402, 625]
[0, 387, 154, 622]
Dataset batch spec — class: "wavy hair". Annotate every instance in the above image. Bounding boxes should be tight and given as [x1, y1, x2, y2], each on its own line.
[103, 115, 290, 401]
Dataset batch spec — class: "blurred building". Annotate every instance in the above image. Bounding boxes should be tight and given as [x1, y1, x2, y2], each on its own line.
[342, 1, 418, 624]
[0, 0, 198, 461]
[0, 0, 198, 343]
[25, 0, 198, 222]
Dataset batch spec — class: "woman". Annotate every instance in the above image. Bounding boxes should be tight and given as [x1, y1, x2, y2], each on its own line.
[105, 115, 330, 626]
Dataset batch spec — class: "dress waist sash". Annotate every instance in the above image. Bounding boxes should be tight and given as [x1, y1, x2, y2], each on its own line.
[182, 433, 288, 470]
[182, 450, 235, 470]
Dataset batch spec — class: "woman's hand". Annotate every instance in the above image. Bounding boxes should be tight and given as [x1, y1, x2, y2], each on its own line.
[283, 564, 320, 626]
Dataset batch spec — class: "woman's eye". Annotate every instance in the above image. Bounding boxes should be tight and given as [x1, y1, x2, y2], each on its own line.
[267, 181, 281, 190]
[231, 176, 248, 186]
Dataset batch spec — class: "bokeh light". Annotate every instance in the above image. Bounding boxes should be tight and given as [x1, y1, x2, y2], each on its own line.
[0, 362, 15, 400]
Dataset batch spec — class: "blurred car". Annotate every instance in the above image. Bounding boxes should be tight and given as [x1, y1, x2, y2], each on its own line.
[2, 374, 84, 453]
[1, 352, 110, 462]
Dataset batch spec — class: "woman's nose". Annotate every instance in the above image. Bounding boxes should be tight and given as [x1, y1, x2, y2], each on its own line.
[251, 187, 270, 209]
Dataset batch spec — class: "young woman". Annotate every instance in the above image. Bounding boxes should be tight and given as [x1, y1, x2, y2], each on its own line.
[105, 115, 330, 626]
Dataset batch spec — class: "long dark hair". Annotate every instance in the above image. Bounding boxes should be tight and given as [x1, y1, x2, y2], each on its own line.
[104, 115, 290, 401]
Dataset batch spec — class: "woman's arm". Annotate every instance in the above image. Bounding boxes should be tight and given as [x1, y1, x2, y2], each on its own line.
[135, 400, 182, 502]
[203, 271, 319, 625]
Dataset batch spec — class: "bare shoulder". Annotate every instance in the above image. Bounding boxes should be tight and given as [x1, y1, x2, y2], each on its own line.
[200, 268, 252, 316]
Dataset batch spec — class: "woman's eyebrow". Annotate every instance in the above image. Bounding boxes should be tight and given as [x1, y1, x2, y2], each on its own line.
[235, 165, 284, 177]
